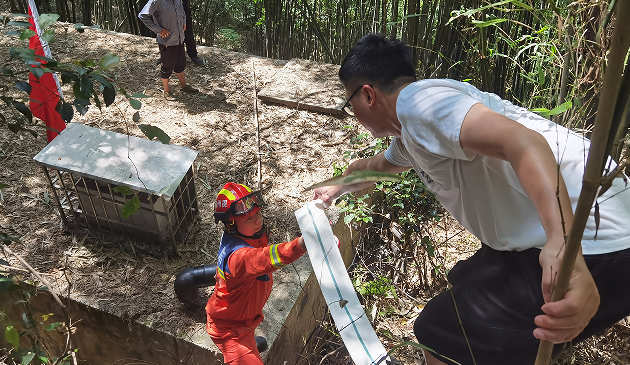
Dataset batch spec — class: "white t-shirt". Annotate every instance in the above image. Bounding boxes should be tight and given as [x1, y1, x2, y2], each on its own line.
[385, 79, 630, 254]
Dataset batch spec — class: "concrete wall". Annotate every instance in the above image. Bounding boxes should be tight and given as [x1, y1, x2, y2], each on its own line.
[1, 286, 222, 365]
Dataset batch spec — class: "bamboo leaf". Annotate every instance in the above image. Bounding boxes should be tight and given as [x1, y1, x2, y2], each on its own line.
[121, 196, 140, 218]
[448, 0, 513, 23]
[471, 18, 507, 28]
[594, 201, 600, 240]
[302, 170, 403, 192]
[547, 101, 572, 116]
[133, 111, 140, 123]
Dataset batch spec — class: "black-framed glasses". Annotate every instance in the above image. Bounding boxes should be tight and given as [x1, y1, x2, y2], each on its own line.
[342, 84, 372, 116]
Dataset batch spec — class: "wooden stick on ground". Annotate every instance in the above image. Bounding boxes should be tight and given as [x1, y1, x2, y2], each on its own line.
[1, 244, 65, 309]
[534, 1, 630, 364]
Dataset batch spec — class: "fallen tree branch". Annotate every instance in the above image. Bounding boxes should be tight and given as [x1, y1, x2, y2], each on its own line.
[0, 244, 65, 308]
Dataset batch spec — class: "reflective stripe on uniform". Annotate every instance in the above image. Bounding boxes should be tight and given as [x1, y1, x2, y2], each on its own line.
[217, 267, 226, 280]
[269, 244, 285, 268]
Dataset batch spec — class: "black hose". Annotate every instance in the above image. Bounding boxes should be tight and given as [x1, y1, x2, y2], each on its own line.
[174, 263, 217, 303]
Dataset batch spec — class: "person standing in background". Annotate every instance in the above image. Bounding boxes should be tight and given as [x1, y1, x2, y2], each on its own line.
[139, 0, 199, 100]
[155, 0, 204, 66]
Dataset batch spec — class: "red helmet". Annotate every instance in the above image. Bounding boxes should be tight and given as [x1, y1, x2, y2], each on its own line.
[214, 182, 265, 223]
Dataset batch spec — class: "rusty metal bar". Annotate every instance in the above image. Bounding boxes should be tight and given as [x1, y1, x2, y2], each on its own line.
[41, 166, 69, 228]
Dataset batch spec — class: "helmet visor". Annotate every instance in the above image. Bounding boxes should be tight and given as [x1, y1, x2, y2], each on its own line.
[231, 191, 265, 216]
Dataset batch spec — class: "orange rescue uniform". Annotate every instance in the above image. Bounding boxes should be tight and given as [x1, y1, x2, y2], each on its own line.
[206, 231, 306, 364]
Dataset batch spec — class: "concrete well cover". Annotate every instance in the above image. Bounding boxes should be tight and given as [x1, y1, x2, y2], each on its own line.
[257, 58, 346, 114]
[33, 122, 198, 201]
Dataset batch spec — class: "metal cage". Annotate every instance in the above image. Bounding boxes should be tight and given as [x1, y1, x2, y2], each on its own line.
[34, 123, 200, 256]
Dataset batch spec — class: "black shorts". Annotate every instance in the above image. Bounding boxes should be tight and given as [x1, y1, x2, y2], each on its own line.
[413, 244, 630, 365]
[159, 43, 186, 79]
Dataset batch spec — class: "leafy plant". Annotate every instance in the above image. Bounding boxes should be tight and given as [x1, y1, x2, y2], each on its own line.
[339, 193, 375, 225]
[354, 275, 397, 299]
[375, 170, 442, 232]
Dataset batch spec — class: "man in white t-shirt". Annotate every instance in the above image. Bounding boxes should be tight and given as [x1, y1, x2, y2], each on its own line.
[314, 34, 630, 365]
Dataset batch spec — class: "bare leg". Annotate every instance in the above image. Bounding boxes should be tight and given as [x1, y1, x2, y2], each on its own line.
[175, 71, 187, 88]
[162, 78, 170, 92]
[423, 350, 447, 365]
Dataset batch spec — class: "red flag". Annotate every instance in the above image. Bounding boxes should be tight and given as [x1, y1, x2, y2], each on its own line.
[28, 1, 65, 143]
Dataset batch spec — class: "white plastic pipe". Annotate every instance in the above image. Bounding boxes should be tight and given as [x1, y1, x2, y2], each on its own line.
[295, 200, 390, 365]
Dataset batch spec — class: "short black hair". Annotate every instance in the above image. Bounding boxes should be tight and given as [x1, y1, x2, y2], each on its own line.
[339, 34, 416, 93]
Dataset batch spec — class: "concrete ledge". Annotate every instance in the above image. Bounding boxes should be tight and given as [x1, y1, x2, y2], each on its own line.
[1, 284, 222, 364]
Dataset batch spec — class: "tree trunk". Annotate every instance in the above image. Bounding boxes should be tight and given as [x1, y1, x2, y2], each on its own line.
[389, 0, 398, 39]
[84, 0, 92, 25]
[406, 0, 418, 64]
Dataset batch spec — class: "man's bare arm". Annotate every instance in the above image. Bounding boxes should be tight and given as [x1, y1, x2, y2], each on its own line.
[460, 103, 599, 343]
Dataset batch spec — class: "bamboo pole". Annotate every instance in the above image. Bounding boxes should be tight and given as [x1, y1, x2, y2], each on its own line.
[252, 60, 261, 191]
[534, 1, 630, 364]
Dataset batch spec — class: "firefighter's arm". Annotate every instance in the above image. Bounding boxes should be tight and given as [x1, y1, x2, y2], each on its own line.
[228, 237, 306, 278]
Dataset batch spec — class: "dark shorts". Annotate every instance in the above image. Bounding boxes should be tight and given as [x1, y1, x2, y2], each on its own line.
[414, 244, 630, 365]
[158, 43, 186, 79]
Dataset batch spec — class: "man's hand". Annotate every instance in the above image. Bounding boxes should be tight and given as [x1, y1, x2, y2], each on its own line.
[311, 153, 409, 208]
[159, 28, 171, 38]
[534, 243, 600, 343]
[298, 236, 306, 251]
[313, 185, 347, 208]
[183, 23, 186, 32]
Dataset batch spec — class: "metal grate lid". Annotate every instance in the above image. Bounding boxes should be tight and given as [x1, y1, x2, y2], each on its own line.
[33, 123, 198, 201]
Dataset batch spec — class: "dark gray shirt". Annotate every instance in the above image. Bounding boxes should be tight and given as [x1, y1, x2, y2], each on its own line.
[138, 0, 186, 47]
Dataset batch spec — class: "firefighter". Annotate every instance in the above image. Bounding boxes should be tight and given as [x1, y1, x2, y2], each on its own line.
[206, 182, 307, 364]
